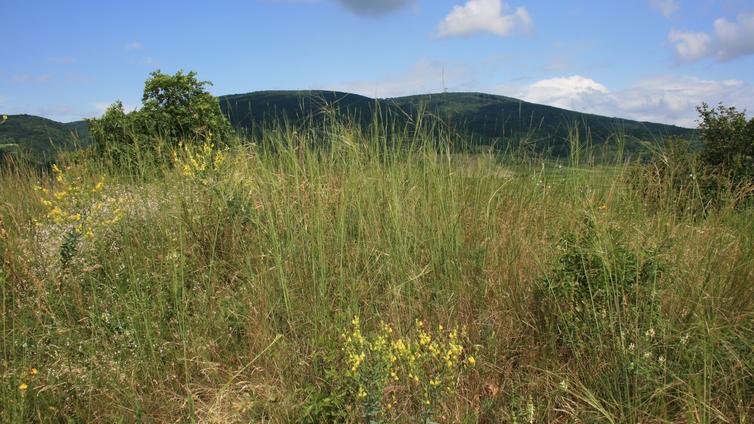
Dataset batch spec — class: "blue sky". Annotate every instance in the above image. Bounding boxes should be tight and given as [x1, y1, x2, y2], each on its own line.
[1, 0, 753, 126]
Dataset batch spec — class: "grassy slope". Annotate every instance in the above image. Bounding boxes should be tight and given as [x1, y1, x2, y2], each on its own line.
[1, 122, 751, 422]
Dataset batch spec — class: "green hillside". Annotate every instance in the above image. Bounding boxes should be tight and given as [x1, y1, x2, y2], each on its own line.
[2, 90, 696, 164]
[0, 114, 90, 164]
[219, 90, 695, 155]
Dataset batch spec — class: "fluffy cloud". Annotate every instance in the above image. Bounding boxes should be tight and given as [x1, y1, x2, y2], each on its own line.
[334, 0, 413, 16]
[649, 0, 678, 18]
[504, 75, 754, 127]
[670, 12, 754, 62]
[713, 12, 754, 60]
[124, 41, 142, 50]
[437, 0, 533, 38]
[668, 30, 713, 61]
[516, 76, 609, 110]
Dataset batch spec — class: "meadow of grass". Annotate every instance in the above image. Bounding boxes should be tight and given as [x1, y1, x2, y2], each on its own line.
[1, 118, 752, 423]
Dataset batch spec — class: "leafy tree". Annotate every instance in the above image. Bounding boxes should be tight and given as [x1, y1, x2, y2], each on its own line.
[88, 101, 136, 153]
[88, 70, 231, 158]
[697, 102, 754, 183]
[139, 70, 231, 140]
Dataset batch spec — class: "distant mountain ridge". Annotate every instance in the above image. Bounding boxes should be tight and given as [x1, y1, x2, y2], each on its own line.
[2, 90, 695, 163]
[219, 90, 695, 156]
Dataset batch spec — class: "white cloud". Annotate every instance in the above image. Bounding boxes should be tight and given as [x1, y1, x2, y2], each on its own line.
[327, 60, 469, 98]
[516, 76, 609, 110]
[437, 0, 533, 38]
[670, 11, 754, 62]
[713, 12, 754, 60]
[668, 30, 713, 61]
[500, 74, 754, 127]
[124, 41, 142, 50]
[649, 0, 678, 18]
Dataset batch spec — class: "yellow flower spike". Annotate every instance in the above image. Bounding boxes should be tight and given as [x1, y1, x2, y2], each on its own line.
[467, 356, 476, 366]
[92, 178, 105, 193]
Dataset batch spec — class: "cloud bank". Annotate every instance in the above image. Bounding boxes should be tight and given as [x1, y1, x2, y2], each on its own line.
[670, 11, 754, 62]
[506, 75, 754, 127]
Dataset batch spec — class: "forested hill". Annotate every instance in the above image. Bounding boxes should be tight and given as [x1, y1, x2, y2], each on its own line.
[2, 90, 695, 164]
[0, 114, 90, 164]
[219, 90, 695, 155]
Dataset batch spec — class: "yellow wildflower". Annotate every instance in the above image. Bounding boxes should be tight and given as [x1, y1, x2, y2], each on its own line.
[30, 368, 38, 376]
[19, 383, 28, 391]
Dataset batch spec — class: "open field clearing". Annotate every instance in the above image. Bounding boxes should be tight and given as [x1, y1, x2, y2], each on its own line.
[1, 122, 752, 423]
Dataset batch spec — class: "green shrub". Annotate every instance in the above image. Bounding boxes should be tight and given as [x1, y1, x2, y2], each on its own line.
[88, 70, 231, 163]
[633, 103, 754, 214]
[698, 102, 754, 184]
[534, 217, 666, 356]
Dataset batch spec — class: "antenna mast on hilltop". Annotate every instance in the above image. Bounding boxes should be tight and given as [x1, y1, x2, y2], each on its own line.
[442, 65, 448, 93]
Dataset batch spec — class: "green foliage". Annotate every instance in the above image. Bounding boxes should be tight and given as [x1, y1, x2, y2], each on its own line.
[140, 70, 231, 141]
[534, 217, 666, 354]
[88, 70, 231, 160]
[632, 104, 754, 215]
[697, 102, 754, 183]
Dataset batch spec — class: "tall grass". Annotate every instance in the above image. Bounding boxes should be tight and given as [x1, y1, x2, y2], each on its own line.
[1, 116, 752, 422]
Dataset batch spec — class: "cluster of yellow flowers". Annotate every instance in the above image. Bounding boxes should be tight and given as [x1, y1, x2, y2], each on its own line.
[17, 367, 38, 394]
[340, 316, 477, 420]
[171, 139, 226, 184]
[36, 164, 123, 241]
